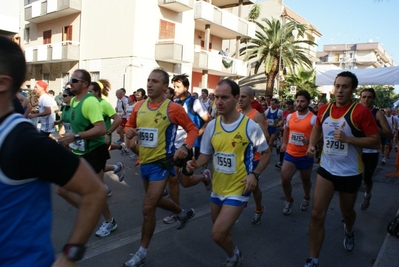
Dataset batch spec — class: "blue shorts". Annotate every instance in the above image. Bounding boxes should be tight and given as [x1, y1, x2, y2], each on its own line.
[140, 163, 176, 181]
[381, 137, 392, 146]
[284, 152, 314, 170]
[268, 127, 278, 135]
[210, 196, 247, 207]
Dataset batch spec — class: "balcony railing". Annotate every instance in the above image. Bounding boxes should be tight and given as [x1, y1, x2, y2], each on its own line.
[25, 41, 80, 63]
[25, 0, 82, 23]
[193, 51, 247, 77]
[194, 1, 255, 39]
[155, 42, 193, 63]
[158, 0, 194, 13]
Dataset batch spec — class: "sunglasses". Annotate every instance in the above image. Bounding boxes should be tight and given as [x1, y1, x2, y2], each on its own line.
[63, 94, 70, 97]
[70, 78, 85, 84]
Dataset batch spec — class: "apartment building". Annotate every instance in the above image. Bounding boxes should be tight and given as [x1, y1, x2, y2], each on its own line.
[317, 42, 396, 70]
[21, 0, 256, 104]
[316, 42, 396, 100]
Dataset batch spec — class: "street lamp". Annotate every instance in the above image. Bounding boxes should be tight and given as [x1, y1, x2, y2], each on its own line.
[276, 19, 299, 98]
[123, 64, 133, 89]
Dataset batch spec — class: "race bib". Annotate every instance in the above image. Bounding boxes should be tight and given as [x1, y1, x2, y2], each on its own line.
[324, 136, 348, 156]
[213, 152, 236, 174]
[268, 119, 275, 126]
[64, 123, 72, 133]
[69, 139, 85, 152]
[289, 132, 304, 146]
[139, 128, 158, 147]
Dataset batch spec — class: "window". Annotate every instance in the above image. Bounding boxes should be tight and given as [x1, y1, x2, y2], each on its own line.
[201, 40, 212, 51]
[43, 30, 52, 44]
[91, 72, 100, 82]
[62, 26, 72, 43]
[159, 20, 175, 39]
[24, 28, 30, 44]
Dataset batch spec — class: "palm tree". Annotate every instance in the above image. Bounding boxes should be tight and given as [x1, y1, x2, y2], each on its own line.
[281, 67, 319, 101]
[239, 17, 316, 96]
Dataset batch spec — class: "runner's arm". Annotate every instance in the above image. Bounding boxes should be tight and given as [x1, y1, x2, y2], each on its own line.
[54, 158, 106, 265]
[377, 110, 394, 138]
[254, 112, 270, 141]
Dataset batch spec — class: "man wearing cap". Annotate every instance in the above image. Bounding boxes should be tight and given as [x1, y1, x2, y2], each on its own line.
[27, 80, 56, 136]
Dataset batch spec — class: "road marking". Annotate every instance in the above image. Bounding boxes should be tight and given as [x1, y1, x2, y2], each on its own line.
[80, 164, 319, 261]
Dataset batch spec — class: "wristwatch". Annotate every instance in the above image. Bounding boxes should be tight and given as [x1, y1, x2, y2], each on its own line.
[74, 133, 81, 141]
[62, 244, 86, 261]
[106, 131, 112, 136]
[182, 144, 191, 151]
[250, 171, 261, 180]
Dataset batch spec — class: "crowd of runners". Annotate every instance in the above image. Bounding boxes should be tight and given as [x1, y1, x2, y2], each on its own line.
[2, 36, 397, 267]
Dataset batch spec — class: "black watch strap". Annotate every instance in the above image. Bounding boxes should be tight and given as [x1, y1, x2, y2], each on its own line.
[250, 171, 260, 180]
[63, 244, 86, 261]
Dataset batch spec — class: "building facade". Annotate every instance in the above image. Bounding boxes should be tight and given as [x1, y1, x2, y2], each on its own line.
[21, 0, 256, 104]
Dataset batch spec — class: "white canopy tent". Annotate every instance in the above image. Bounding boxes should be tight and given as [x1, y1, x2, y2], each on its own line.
[316, 66, 399, 86]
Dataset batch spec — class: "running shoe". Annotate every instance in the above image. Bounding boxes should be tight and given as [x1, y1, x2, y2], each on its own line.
[163, 213, 177, 224]
[300, 199, 310, 211]
[114, 162, 125, 182]
[275, 162, 282, 169]
[382, 158, 386, 166]
[120, 142, 130, 156]
[304, 258, 319, 267]
[343, 224, 355, 252]
[203, 169, 212, 191]
[251, 205, 264, 225]
[105, 184, 112, 197]
[130, 153, 138, 160]
[114, 139, 122, 145]
[95, 219, 117, 237]
[360, 193, 371, 210]
[122, 251, 145, 267]
[283, 200, 294, 215]
[221, 250, 243, 267]
[177, 208, 195, 230]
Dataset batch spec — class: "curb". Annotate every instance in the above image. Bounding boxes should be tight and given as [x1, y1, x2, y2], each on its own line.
[373, 208, 399, 267]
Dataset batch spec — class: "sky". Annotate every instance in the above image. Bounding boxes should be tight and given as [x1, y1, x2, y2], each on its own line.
[263, 0, 399, 65]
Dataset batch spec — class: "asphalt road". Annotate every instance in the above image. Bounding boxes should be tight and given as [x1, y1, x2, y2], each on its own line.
[51, 144, 399, 267]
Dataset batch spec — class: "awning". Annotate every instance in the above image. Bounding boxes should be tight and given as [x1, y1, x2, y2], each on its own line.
[316, 66, 399, 86]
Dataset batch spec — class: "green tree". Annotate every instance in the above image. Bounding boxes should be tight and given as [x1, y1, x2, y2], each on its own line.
[280, 67, 319, 101]
[239, 17, 316, 96]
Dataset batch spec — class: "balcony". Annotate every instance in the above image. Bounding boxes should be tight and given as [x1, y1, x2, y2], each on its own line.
[193, 51, 247, 77]
[194, 1, 255, 39]
[155, 42, 193, 63]
[25, 41, 80, 64]
[25, 0, 82, 23]
[158, 0, 194, 13]
[211, 0, 256, 8]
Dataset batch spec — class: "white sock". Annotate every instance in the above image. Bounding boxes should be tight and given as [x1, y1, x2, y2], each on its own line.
[177, 209, 187, 219]
[138, 246, 147, 257]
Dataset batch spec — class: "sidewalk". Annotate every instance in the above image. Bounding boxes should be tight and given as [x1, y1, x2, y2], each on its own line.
[372, 153, 399, 266]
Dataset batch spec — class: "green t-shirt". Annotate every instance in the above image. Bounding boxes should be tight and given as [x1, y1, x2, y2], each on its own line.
[70, 93, 105, 155]
[99, 98, 117, 130]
